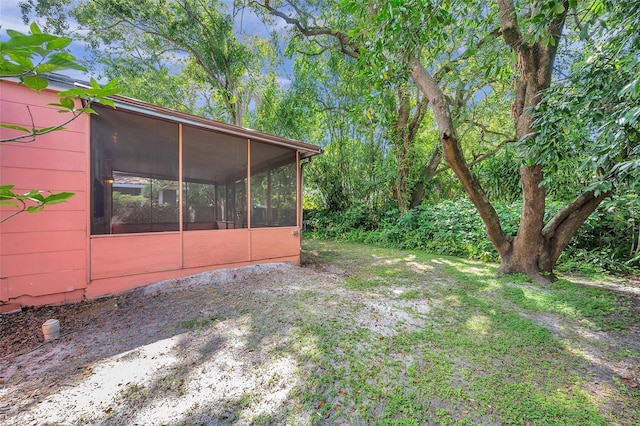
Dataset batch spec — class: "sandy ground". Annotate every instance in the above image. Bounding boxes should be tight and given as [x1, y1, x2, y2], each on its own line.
[1, 263, 330, 425]
[0, 250, 638, 425]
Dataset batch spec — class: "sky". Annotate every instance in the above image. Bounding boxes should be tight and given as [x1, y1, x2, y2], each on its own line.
[0, 1, 27, 31]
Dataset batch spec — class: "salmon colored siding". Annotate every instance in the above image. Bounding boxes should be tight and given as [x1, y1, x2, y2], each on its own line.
[182, 230, 251, 268]
[4, 269, 87, 297]
[1, 80, 318, 308]
[1, 210, 87, 233]
[2, 167, 87, 192]
[2, 145, 86, 171]
[0, 81, 89, 306]
[90, 233, 181, 280]
[251, 228, 300, 261]
[0, 230, 86, 256]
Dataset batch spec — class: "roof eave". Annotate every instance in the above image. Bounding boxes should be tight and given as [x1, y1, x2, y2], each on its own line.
[106, 94, 322, 158]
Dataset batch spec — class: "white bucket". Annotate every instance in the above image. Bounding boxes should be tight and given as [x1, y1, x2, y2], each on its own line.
[42, 319, 60, 340]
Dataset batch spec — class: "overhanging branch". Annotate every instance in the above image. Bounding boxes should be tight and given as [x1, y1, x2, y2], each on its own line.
[253, 0, 360, 58]
[0, 105, 84, 144]
[434, 138, 513, 175]
[434, 27, 502, 82]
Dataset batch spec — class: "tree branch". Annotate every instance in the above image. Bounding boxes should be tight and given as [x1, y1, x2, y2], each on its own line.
[434, 137, 512, 175]
[0, 199, 27, 224]
[253, 0, 360, 58]
[543, 190, 604, 237]
[571, 6, 591, 41]
[433, 27, 502, 82]
[463, 120, 515, 140]
[408, 96, 429, 139]
[409, 55, 510, 252]
[496, 0, 524, 50]
[0, 105, 84, 144]
[543, 189, 609, 263]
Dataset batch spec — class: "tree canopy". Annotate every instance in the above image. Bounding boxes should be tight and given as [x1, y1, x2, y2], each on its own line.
[253, 0, 638, 281]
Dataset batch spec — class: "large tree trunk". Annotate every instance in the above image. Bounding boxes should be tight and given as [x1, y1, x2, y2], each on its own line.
[494, 0, 608, 282]
[498, 189, 608, 281]
[495, 0, 569, 282]
[410, 1, 608, 283]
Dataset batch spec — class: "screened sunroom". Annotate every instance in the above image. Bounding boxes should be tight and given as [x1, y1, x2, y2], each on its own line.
[91, 103, 304, 234]
[86, 97, 321, 294]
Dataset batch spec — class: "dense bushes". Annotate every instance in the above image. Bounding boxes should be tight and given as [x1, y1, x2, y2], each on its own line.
[560, 196, 640, 274]
[305, 198, 640, 274]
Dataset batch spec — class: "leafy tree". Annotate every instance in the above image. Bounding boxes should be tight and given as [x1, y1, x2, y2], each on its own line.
[254, 0, 515, 212]
[291, 50, 397, 211]
[258, 0, 638, 282]
[532, 0, 639, 198]
[21, 0, 263, 126]
[0, 23, 121, 223]
[92, 52, 204, 116]
[386, 0, 639, 281]
[254, 0, 434, 211]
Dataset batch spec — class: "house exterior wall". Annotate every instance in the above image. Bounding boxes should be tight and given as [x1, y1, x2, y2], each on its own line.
[0, 81, 89, 306]
[89, 233, 182, 280]
[0, 80, 311, 308]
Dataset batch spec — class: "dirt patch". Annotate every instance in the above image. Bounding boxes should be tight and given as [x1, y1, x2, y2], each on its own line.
[1, 245, 639, 425]
[1, 261, 423, 425]
[0, 264, 301, 424]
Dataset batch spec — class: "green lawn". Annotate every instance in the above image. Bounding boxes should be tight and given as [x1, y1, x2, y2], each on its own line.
[285, 239, 639, 425]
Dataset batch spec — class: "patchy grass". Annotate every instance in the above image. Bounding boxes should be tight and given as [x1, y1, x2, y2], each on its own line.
[294, 240, 639, 425]
[500, 279, 633, 331]
[177, 318, 219, 330]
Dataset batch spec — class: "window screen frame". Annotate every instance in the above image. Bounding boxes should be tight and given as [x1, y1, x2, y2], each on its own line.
[90, 105, 300, 235]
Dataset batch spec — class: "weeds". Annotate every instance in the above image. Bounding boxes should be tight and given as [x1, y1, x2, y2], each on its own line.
[291, 240, 639, 425]
[500, 279, 632, 330]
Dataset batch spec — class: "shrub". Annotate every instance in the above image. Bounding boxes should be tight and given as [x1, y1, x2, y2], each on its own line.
[304, 197, 640, 274]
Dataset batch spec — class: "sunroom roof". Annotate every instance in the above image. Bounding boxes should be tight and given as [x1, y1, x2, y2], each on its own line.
[44, 73, 323, 159]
